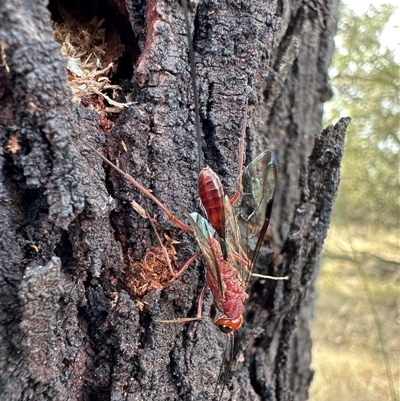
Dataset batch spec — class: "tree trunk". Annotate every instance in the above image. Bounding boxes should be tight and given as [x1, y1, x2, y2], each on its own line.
[0, 0, 349, 400]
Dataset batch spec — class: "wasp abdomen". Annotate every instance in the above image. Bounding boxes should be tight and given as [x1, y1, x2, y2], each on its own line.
[198, 167, 225, 236]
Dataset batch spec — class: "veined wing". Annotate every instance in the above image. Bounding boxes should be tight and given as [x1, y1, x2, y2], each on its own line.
[186, 212, 224, 296]
[223, 195, 251, 284]
[234, 150, 277, 284]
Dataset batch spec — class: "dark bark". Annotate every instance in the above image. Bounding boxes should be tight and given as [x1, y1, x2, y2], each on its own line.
[0, 0, 349, 400]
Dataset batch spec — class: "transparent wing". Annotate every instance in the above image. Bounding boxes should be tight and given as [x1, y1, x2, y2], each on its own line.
[224, 196, 251, 284]
[234, 150, 277, 284]
[186, 212, 224, 296]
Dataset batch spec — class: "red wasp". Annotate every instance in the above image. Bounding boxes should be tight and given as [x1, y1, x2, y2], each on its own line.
[90, 131, 278, 399]
[89, 1, 284, 399]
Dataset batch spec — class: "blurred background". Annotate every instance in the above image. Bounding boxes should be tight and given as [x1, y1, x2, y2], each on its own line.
[309, 1, 399, 400]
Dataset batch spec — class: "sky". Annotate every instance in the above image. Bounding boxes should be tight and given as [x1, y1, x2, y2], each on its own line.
[343, 0, 399, 60]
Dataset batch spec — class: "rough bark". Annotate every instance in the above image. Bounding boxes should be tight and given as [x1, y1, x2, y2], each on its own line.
[0, 0, 349, 400]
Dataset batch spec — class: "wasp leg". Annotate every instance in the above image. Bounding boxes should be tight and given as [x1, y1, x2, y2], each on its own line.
[157, 285, 207, 324]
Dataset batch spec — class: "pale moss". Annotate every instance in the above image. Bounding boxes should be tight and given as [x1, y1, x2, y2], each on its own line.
[52, 9, 130, 112]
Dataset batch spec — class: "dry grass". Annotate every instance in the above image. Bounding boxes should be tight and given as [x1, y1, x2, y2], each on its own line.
[310, 225, 399, 401]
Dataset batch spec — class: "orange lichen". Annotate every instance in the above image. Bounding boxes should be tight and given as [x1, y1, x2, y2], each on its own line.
[0, 42, 9, 73]
[123, 238, 179, 297]
[81, 94, 113, 131]
[6, 136, 21, 154]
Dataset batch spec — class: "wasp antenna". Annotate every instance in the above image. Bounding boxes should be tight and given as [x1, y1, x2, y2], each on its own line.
[145, 209, 175, 277]
[181, 0, 204, 172]
[252, 273, 289, 280]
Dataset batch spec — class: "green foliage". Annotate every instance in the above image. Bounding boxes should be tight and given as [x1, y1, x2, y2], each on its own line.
[312, 5, 400, 401]
[325, 4, 399, 229]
